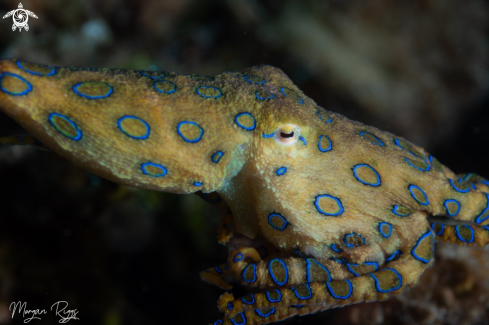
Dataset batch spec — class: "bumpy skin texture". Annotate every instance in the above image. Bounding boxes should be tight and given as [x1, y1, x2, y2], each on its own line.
[1, 59, 489, 325]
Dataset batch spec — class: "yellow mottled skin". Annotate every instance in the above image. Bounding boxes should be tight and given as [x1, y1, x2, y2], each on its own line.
[0, 59, 488, 325]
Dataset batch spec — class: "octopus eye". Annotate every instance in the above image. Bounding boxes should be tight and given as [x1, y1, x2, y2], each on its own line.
[275, 124, 300, 146]
[280, 131, 294, 138]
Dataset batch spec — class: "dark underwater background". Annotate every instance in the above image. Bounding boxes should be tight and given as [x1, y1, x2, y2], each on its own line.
[0, 0, 488, 324]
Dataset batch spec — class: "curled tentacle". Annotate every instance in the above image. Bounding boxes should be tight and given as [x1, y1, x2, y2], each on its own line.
[225, 247, 356, 289]
[431, 222, 489, 247]
[222, 231, 434, 319]
[200, 264, 233, 291]
[210, 228, 434, 324]
[433, 173, 489, 224]
[213, 251, 433, 324]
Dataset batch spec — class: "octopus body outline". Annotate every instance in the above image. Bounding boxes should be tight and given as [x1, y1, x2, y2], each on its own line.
[0, 59, 488, 325]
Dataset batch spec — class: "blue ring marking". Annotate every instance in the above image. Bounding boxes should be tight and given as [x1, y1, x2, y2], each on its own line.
[452, 177, 474, 191]
[224, 265, 229, 270]
[193, 182, 203, 186]
[141, 162, 167, 177]
[241, 294, 255, 305]
[233, 253, 244, 263]
[365, 261, 379, 271]
[242, 264, 257, 283]
[211, 151, 224, 163]
[176, 121, 204, 143]
[475, 193, 489, 223]
[17, 135, 26, 142]
[48, 113, 82, 141]
[214, 266, 222, 274]
[242, 74, 265, 84]
[213, 320, 223, 325]
[332, 258, 346, 265]
[290, 305, 305, 308]
[449, 178, 470, 193]
[227, 302, 234, 310]
[315, 194, 344, 216]
[281, 87, 304, 104]
[404, 157, 430, 172]
[255, 90, 275, 100]
[463, 173, 475, 181]
[409, 185, 429, 206]
[262, 131, 274, 138]
[73, 82, 113, 99]
[153, 80, 176, 94]
[306, 258, 332, 282]
[317, 109, 332, 123]
[230, 312, 246, 325]
[346, 262, 379, 276]
[196, 85, 222, 98]
[431, 223, 444, 236]
[394, 138, 422, 158]
[346, 262, 379, 277]
[480, 180, 489, 186]
[331, 244, 342, 253]
[346, 263, 360, 277]
[318, 135, 332, 152]
[326, 279, 353, 299]
[352, 164, 381, 187]
[443, 199, 461, 217]
[0, 72, 33, 96]
[255, 308, 275, 318]
[344, 233, 366, 248]
[266, 290, 282, 303]
[456, 225, 475, 243]
[359, 131, 384, 146]
[268, 258, 288, 286]
[234, 112, 256, 131]
[386, 250, 402, 262]
[392, 205, 410, 217]
[17, 60, 55, 76]
[299, 136, 307, 145]
[142, 71, 165, 79]
[370, 268, 402, 293]
[294, 249, 306, 257]
[483, 225, 489, 231]
[379, 222, 393, 238]
[117, 115, 150, 140]
[268, 213, 288, 231]
[411, 231, 434, 263]
[290, 284, 312, 300]
[276, 167, 287, 176]
[471, 183, 476, 190]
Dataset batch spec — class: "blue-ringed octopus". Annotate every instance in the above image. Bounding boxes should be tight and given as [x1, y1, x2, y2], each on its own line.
[0, 59, 488, 325]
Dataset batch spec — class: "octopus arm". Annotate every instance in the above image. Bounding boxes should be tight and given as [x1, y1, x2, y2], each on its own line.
[211, 228, 435, 325]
